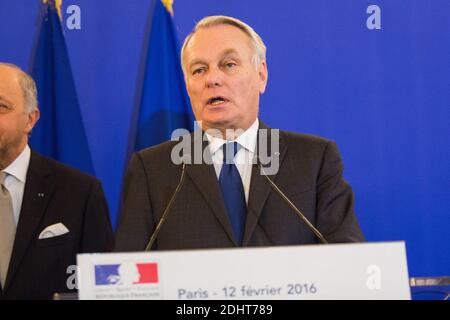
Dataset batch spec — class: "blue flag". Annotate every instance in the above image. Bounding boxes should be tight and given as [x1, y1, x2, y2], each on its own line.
[30, 1, 94, 175]
[133, 0, 194, 151]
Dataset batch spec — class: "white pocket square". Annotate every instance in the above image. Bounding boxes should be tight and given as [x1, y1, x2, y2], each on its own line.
[38, 223, 69, 239]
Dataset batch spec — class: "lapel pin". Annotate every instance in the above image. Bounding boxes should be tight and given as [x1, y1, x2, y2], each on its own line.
[38, 193, 45, 198]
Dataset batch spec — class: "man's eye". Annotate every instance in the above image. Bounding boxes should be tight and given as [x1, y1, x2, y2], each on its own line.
[224, 62, 236, 69]
[192, 68, 205, 75]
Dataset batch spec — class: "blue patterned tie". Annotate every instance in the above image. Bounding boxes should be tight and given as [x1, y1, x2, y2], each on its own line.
[219, 142, 246, 245]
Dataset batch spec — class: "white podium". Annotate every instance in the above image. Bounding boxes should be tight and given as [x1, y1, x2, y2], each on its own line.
[77, 241, 411, 300]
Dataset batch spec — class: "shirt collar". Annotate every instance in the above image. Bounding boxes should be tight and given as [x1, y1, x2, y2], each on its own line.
[3, 145, 31, 183]
[205, 118, 259, 156]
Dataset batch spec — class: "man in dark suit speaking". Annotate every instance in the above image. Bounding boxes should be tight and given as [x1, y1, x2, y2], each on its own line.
[0, 63, 114, 299]
[115, 16, 364, 251]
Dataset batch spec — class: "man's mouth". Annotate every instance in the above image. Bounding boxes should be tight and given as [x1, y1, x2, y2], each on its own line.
[207, 96, 228, 106]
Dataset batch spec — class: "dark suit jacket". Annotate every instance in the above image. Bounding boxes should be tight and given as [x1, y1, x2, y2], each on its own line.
[115, 121, 364, 251]
[0, 151, 114, 300]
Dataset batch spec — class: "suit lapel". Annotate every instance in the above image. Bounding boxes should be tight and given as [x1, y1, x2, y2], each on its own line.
[184, 132, 237, 246]
[243, 122, 287, 246]
[4, 152, 55, 291]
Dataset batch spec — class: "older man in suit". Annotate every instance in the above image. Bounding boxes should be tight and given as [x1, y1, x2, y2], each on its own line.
[115, 16, 364, 251]
[0, 63, 114, 299]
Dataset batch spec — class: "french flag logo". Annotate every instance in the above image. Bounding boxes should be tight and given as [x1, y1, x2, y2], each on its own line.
[95, 262, 159, 285]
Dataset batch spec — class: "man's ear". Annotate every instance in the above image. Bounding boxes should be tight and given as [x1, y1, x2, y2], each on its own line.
[258, 61, 268, 94]
[26, 109, 40, 134]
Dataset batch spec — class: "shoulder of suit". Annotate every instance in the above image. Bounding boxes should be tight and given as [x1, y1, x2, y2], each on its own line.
[259, 120, 334, 148]
[134, 135, 189, 166]
[136, 139, 178, 157]
[30, 151, 100, 185]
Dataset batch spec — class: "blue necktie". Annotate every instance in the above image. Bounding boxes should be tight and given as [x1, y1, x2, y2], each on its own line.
[219, 142, 246, 245]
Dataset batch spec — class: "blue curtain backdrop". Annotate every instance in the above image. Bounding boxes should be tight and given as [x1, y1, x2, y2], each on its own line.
[0, 0, 448, 280]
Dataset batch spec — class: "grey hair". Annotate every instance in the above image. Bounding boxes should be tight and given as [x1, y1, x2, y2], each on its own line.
[181, 15, 267, 76]
[0, 62, 38, 114]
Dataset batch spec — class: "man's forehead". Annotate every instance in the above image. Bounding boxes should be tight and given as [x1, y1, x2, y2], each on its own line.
[0, 67, 23, 99]
[0, 64, 21, 76]
[186, 27, 253, 62]
[190, 25, 251, 46]
[0, 66, 21, 85]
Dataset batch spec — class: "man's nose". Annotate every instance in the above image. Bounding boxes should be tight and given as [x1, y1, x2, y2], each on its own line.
[205, 67, 223, 88]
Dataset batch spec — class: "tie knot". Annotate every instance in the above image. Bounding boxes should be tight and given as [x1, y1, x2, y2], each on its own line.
[222, 142, 241, 164]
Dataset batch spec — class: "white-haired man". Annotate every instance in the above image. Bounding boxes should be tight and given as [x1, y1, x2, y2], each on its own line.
[0, 63, 113, 299]
[115, 16, 364, 251]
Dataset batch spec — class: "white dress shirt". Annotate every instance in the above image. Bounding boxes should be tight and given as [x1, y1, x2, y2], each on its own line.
[2, 145, 31, 226]
[205, 118, 259, 203]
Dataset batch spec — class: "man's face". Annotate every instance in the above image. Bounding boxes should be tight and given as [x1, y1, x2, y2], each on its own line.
[183, 24, 268, 135]
[0, 66, 39, 168]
